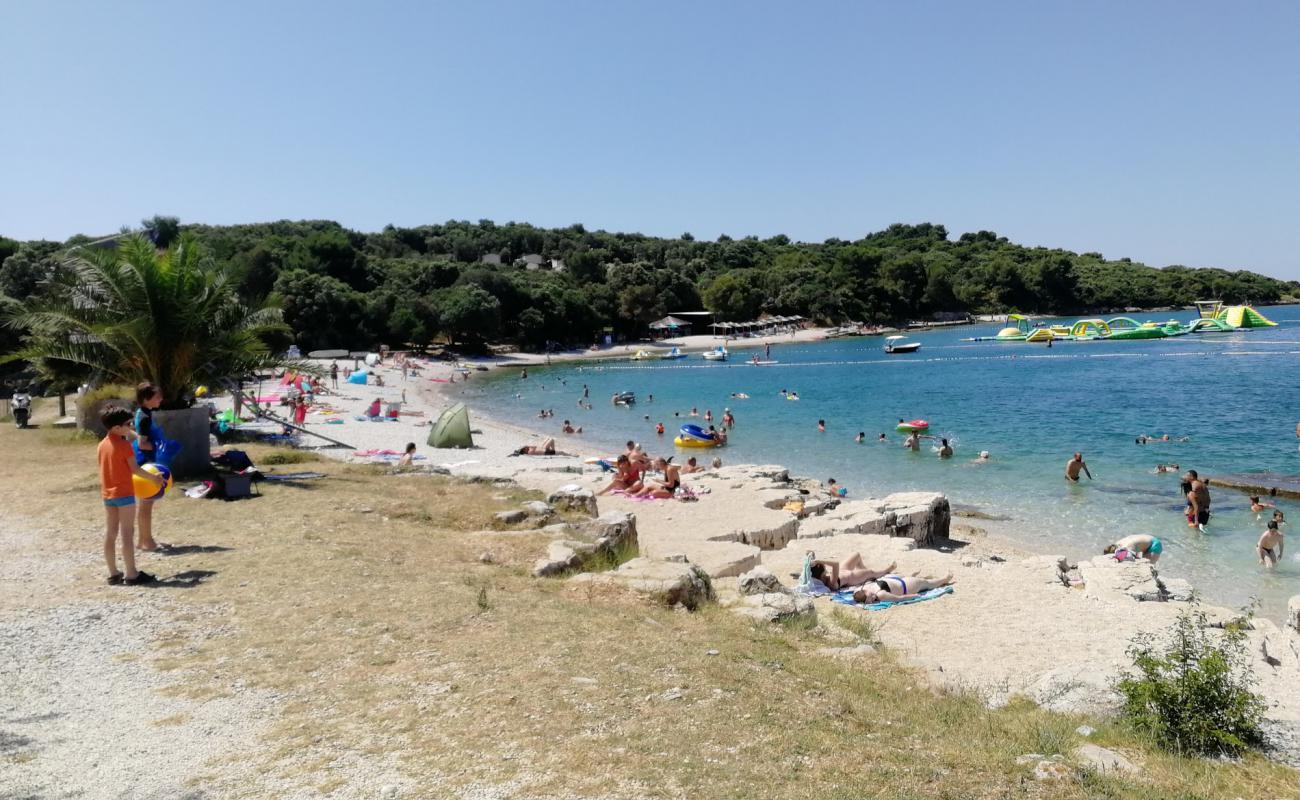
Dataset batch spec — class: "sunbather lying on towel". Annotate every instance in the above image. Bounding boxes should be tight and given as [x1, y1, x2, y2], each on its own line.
[810, 554, 897, 590]
[852, 573, 954, 604]
[513, 437, 557, 456]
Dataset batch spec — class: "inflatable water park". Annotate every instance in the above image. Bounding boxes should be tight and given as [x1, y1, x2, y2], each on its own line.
[967, 300, 1275, 344]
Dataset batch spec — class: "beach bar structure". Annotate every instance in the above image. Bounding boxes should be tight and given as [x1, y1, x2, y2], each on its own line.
[710, 315, 804, 338]
[648, 315, 694, 338]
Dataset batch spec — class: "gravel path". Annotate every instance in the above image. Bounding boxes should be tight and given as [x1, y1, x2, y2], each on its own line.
[0, 513, 275, 800]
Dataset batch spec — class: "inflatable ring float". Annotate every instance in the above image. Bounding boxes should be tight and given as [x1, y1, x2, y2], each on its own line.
[895, 419, 930, 434]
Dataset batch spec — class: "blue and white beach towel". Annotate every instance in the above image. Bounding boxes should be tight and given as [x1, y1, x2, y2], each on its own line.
[830, 586, 953, 611]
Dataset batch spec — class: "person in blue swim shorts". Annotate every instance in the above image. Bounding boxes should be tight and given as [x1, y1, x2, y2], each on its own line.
[1104, 534, 1163, 564]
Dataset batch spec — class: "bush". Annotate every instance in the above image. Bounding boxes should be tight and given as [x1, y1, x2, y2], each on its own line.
[75, 383, 137, 435]
[1118, 605, 1265, 756]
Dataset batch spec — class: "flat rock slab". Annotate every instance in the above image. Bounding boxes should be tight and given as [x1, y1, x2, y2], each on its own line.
[798, 506, 893, 539]
[547, 484, 599, 517]
[532, 541, 581, 577]
[641, 539, 759, 578]
[731, 592, 815, 624]
[737, 566, 787, 596]
[569, 556, 713, 609]
[1075, 744, 1138, 774]
[1079, 557, 1163, 603]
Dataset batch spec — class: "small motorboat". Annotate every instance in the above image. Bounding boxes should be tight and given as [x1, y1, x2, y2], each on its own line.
[662, 347, 687, 360]
[884, 335, 921, 354]
[702, 346, 728, 361]
[612, 391, 636, 405]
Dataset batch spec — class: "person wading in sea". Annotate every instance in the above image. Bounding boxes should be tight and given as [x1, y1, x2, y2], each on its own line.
[1065, 452, 1092, 482]
[1184, 469, 1211, 529]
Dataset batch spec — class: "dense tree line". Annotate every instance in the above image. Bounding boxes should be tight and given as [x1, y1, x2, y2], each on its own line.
[3, 218, 1296, 355]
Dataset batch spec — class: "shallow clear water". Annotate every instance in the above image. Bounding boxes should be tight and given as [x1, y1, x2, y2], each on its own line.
[459, 306, 1300, 620]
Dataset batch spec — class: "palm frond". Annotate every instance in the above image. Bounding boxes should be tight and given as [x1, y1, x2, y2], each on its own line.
[3, 234, 299, 406]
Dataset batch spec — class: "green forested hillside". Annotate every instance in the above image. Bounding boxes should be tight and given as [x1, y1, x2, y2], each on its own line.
[2, 219, 1295, 352]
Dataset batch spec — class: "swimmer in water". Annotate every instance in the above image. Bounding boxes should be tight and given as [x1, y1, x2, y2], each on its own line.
[877, 433, 887, 443]
[937, 438, 953, 459]
[1257, 521, 1284, 568]
[1065, 452, 1092, 482]
[1154, 463, 1180, 474]
[855, 431, 865, 443]
[1249, 496, 1276, 514]
[903, 432, 921, 451]
[973, 450, 990, 463]
[817, 419, 825, 433]
[1273, 509, 1286, 527]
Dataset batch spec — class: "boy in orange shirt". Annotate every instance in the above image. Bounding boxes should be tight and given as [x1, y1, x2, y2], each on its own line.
[98, 407, 164, 585]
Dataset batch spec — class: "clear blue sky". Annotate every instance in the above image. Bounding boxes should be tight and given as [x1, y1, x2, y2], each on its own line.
[3, 1, 1298, 278]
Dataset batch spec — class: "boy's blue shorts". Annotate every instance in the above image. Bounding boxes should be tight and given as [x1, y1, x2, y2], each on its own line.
[104, 496, 136, 508]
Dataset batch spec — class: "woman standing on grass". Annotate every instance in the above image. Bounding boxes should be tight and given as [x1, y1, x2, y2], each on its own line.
[133, 382, 169, 552]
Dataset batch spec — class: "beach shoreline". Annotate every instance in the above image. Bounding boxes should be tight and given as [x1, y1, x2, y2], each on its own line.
[217, 355, 1300, 764]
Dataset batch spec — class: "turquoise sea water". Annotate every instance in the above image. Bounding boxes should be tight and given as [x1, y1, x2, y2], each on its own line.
[458, 306, 1300, 620]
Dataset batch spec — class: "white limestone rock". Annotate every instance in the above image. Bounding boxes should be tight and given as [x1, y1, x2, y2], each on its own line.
[547, 484, 599, 517]
[737, 566, 787, 596]
[569, 557, 714, 610]
[732, 592, 816, 624]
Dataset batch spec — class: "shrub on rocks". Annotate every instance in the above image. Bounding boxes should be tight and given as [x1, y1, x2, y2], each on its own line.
[1118, 605, 1265, 757]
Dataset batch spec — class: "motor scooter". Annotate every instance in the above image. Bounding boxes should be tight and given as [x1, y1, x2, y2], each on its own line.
[11, 392, 31, 429]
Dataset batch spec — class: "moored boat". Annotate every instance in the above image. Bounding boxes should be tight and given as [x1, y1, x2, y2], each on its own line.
[884, 335, 921, 353]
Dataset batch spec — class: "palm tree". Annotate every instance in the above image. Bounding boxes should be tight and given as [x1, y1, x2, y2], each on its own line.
[2, 233, 297, 408]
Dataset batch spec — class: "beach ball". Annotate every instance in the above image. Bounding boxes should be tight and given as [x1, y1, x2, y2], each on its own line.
[133, 463, 173, 500]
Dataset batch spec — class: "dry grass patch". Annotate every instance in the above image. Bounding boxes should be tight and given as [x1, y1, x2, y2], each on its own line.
[1, 419, 1297, 799]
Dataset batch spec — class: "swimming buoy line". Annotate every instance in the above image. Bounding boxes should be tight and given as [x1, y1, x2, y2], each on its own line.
[553, 347, 1300, 373]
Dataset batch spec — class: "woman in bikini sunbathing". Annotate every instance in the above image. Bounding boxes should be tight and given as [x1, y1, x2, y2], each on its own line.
[851, 572, 954, 604]
[513, 437, 557, 456]
[809, 555, 896, 590]
[636, 457, 681, 499]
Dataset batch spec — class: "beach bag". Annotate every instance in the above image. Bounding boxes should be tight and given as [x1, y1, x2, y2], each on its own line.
[215, 473, 254, 500]
[213, 449, 254, 471]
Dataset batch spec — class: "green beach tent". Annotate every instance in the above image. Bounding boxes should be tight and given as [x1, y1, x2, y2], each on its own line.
[428, 403, 474, 448]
